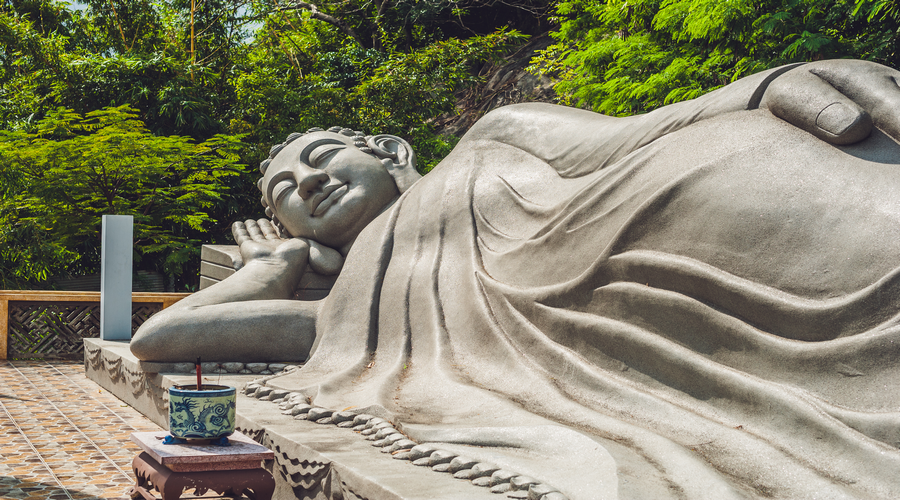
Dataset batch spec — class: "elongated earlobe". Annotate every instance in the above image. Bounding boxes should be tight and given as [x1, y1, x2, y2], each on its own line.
[307, 240, 344, 276]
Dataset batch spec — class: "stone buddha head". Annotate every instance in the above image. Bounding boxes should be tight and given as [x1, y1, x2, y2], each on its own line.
[258, 127, 415, 253]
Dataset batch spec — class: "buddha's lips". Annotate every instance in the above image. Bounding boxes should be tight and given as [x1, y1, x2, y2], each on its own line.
[312, 184, 349, 217]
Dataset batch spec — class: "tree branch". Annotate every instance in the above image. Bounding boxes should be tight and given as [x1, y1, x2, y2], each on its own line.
[281, 1, 365, 46]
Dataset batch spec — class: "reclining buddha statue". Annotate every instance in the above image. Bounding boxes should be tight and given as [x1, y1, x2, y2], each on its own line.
[133, 60, 900, 499]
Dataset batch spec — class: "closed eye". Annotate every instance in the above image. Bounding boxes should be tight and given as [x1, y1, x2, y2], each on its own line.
[273, 180, 296, 205]
[309, 144, 344, 168]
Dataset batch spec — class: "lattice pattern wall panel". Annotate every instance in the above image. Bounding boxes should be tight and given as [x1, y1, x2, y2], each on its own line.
[131, 304, 162, 332]
[7, 302, 162, 360]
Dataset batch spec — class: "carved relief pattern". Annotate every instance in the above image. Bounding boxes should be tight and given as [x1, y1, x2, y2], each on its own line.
[272, 444, 331, 497]
[235, 426, 370, 500]
[84, 344, 169, 414]
[127, 364, 168, 414]
[338, 482, 367, 500]
[267, 429, 381, 500]
[7, 301, 162, 359]
[241, 382, 568, 499]
[236, 425, 266, 443]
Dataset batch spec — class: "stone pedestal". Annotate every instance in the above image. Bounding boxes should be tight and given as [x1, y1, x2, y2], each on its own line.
[85, 340, 498, 500]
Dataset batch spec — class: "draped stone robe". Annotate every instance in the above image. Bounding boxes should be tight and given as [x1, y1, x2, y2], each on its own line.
[270, 81, 900, 499]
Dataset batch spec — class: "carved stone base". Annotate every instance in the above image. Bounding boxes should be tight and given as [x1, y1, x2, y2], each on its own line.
[84, 338, 171, 427]
[84, 339, 497, 500]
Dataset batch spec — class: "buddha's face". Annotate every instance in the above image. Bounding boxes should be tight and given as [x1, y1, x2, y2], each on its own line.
[262, 131, 400, 250]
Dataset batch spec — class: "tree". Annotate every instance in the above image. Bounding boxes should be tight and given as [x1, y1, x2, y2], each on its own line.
[0, 0, 540, 287]
[0, 106, 244, 289]
[534, 0, 900, 115]
[258, 0, 549, 51]
[231, 17, 526, 171]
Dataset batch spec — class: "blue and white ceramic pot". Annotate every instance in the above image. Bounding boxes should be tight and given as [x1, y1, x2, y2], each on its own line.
[168, 385, 236, 439]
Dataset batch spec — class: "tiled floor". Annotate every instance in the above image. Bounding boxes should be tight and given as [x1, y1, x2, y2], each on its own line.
[0, 360, 163, 500]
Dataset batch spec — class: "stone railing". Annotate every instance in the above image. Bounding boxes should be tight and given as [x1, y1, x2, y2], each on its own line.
[0, 291, 189, 360]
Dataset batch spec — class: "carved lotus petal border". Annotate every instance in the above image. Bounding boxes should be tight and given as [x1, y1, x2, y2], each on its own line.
[242, 372, 569, 500]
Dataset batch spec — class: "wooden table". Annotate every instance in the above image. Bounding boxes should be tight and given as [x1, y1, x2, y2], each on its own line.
[129, 431, 275, 500]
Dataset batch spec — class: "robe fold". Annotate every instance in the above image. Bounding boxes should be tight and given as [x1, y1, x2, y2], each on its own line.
[271, 98, 900, 499]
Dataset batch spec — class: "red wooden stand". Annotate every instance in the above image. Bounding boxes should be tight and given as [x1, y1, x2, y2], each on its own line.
[128, 431, 275, 500]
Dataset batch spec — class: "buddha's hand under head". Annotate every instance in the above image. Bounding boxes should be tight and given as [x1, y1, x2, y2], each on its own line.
[232, 218, 310, 272]
[761, 60, 900, 146]
[232, 218, 345, 281]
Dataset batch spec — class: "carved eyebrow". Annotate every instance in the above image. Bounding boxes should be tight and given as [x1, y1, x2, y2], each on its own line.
[265, 137, 348, 206]
[265, 169, 294, 208]
[299, 138, 345, 165]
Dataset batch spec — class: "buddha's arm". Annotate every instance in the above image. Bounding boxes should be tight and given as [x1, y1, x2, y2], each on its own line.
[130, 221, 319, 363]
[130, 298, 319, 362]
[464, 60, 899, 175]
[459, 65, 798, 170]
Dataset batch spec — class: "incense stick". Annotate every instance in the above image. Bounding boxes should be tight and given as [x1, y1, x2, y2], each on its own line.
[195, 356, 202, 391]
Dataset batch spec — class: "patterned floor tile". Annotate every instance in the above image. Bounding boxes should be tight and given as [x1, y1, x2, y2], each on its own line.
[0, 361, 165, 500]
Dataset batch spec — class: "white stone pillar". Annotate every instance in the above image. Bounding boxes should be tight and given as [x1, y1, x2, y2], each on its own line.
[100, 215, 133, 341]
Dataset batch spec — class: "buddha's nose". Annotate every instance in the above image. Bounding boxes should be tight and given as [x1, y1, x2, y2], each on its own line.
[296, 167, 329, 200]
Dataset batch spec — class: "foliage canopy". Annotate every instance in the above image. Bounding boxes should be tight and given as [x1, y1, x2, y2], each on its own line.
[3, 0, 900, 288]
[0, 105, 244, 288]
[0, 0, 537, 288]
[534, 0, 900, 115]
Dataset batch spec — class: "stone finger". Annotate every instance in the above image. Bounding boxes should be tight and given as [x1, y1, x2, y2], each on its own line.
[257, 219, 280, 240]
[232, 221, 249, 245]
[244, 219, 264, 241]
